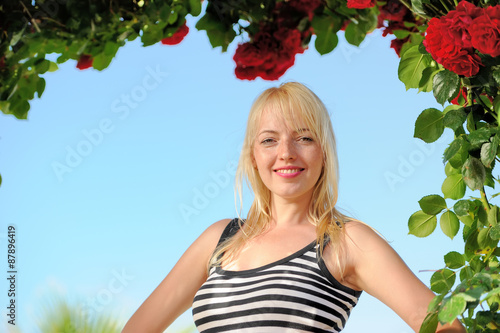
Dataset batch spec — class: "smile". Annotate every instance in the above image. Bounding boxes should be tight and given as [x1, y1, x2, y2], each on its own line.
[275, 168, 304, 173]
[274, 168, 305, 177]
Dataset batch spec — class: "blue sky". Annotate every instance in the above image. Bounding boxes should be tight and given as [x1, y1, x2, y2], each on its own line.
[0, 14, 466, 333]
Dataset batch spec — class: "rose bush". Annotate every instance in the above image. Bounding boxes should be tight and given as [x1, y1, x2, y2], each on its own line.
[1, 2, 500, 330]
[161, 22, 190, 45]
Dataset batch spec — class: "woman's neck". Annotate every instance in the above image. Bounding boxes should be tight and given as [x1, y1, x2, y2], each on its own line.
[269, 194, 312, 227]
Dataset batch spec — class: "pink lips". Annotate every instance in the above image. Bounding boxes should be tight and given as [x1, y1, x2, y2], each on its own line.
[274, 167, 305, 178]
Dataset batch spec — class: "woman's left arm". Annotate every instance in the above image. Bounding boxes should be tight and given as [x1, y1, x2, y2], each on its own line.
[343, 221, 465, 333]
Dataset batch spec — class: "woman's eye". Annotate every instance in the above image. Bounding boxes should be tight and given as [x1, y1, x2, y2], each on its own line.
[261, 138, 275, 144]
[299, 137, 314, 142]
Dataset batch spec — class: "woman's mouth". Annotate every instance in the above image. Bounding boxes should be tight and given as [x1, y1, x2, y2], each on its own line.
[274, 168, 305, 177]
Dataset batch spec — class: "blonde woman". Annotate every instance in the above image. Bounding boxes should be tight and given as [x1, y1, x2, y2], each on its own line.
[122, 82, 464, 333]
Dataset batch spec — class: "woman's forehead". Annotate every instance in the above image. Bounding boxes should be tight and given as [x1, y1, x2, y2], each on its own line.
[259, 105, 309, 128]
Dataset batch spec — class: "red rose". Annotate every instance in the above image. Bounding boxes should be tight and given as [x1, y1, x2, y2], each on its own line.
[288, 0, 322, 20]
[390, 37, 408, 57]
[470, 5, 500, 57]
[233, 43, 268, 67]
[233, 29, 302, 80]
[443, 1, 482, 49]
[379, 0, 409, 22]
[347, 0, 376, 9]
[235, 65, 261, 80]
[161, 22, 189, 45]
[76, 54, 93, 70]
[442, 51, 482, 76]
[274, 28, 304, 56]
[424, 18, 461, 61]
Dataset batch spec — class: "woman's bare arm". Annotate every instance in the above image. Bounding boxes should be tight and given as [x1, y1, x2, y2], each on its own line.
[121, 219, 231, 333]
[342, 222, 465, 333]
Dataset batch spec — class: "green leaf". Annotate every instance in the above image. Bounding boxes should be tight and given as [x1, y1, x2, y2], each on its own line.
[438, 295, 466, 324]
[443, 108, 466, 131]
[481, 135, 499, 168]
[444, 251, 465, 269]
[460, 266, 473, 281]
[48, 61, 59, 72]
[196, 13, 236, 52]
[431, 269, 456, 293]
[491, 224, 500, 240]
[453, 200, 475, 216]
[188, 0, 202, 16]
[442, 174, 466, 200]
[419, 312, 438, 333]
[408, 210, 437, 238]
[469, 127, 494, 149]
[478, 227, 498, 251]
[487, 205, 498, 227]
[462, 157, 486, 191]
[36, 78, 46, 98]
[92, 53, 113, 71]
[448, 140, 469, 169]
[398, 45, 432, 90]
[445, 162, 460, 176]
[493, 68, 500, 86]
[419, 194, 447, 215]
[411, 0, 427, 15]
[141, 25, 163, 46]
[433, 70, 460, 105]
[440, 211, 460, 239]
[419, 66, 439, 93]
[428, 294, 445, 312]
[414, 108, 444, 143]
[312, 16, 338, 55]
[443, 138, 462, 163]
[104, 41, 119, 57]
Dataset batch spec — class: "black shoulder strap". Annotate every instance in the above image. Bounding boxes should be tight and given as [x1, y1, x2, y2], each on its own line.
[216, 218, 243, 246]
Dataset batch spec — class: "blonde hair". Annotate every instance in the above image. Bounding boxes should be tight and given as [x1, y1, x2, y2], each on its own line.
[209, 82, 351, 275]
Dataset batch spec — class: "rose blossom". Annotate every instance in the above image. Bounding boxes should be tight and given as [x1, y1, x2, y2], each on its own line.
[347, 0, 376, 9]
[76, 54, 93, 70]
[288, 0, 322, 19]
[442, 51, 482, 77]
[470, 5, 500, 57]
[443, 1, 482, 49]
[424, 18, 462, 61]
[233, 28, 304, 80]
[161, 22, 189, 45]
[379, 0, 409, 22]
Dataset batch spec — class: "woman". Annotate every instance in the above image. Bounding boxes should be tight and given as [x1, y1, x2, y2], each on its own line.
[122, 82, 464, 332]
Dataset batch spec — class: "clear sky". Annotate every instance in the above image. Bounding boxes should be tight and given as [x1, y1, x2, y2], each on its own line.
[0, 13, 466, 333]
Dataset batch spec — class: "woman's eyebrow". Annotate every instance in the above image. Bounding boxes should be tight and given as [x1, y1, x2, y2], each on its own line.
[258, 128, 311, 136]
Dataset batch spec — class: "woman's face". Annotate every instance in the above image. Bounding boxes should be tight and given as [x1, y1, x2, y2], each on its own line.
[252, 108, 324, 203]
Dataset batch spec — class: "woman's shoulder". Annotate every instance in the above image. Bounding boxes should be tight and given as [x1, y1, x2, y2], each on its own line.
[202, 218, 234, 241]
[343, 219, 386, 246]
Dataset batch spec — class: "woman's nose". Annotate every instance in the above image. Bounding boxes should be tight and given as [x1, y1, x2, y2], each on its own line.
[279, 140, 297, 161]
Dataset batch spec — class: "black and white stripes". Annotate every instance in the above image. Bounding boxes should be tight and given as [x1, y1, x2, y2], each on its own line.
[192, 229, 362, 332]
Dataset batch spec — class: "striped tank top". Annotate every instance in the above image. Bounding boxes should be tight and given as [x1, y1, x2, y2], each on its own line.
[192, 219, 362, 332]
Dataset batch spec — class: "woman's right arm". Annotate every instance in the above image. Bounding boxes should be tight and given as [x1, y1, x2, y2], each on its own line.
[121, 219, 231, 333]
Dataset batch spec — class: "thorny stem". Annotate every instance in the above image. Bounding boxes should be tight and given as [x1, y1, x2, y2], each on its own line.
[19, 1, 41, 33]
[472, 89, 497, 120]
